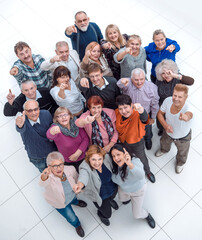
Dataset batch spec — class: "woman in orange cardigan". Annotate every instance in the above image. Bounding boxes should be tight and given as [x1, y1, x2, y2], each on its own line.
[115, 94, 155, 183]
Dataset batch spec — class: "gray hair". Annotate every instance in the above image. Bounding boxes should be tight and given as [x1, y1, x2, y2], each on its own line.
[155, 59, 179, 81]
[20, 79, 36, 90]
[23, 99, 39, 110]
[152, 29, 166, 40]
[131, 68, 145, 78]
[55, 41, 69, 50]
[75, 11, 87, 19]
[46, 151, 65, 166]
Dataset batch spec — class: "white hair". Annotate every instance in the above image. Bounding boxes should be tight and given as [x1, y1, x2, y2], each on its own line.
[131, 68, 145, 78]
[46, 151, 65, 166]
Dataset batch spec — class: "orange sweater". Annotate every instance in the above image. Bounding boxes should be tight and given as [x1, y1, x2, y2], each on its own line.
[115, 109, 149, 144]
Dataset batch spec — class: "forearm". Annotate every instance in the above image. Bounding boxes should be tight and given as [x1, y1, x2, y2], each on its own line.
[4, 102, 19, 116]
[140, 109, 148, 123]
[116, 50, 127, 61]
[58, 89, 65, 99]
[157, 111, 168, 129]
[184, 111, 193, 121]
[181, 75, 194, 85]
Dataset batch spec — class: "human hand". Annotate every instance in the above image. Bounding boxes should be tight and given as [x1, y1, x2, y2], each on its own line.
[60, 83, 68, 90]
[69, 149, 82, 161]
[41, 167, 51, 181]
[85, 115, 96, 124]
[102, 42, 112, 49]
[16, 111, 26, 128]
[179, 112, 189, 121]
[10, 67, 19, 76]
[133, 103, 144, 114]
[50, 126, 61, 135]
[125, 47, 133, 55]
[73, 183, 83, 194]
[121, 78, 129, 86]
[166, 44, 176, 53]
[6, 89, 15, 105]
[123, 148, 133, 168]
[103, 144, 111, 153]
[51, 55, 62, 63]
[80, 78, 89, 88]
[165, 124, 173, 133]
[149, 119, 155, 125]
[66, 25, 77, 34]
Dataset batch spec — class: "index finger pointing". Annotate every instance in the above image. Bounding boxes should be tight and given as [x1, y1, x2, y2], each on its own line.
[9, 89, 12, 94]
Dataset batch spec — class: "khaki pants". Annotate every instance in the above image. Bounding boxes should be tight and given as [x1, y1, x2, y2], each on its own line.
[118, 183, 148, 219]
[160, 130, 191, 166]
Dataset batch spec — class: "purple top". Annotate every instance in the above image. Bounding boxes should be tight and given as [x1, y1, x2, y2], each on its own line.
[46, 126, 89, 163]
[117, 79, 159, 119]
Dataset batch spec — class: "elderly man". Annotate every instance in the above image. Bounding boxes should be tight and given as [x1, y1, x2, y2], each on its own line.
[79, 63, 120, 110]
[10, 41, 51, 88]
[117, 68, 159, 150]
[41, 41, 81, 87]
[115, 94, 155, 183]
[155, 84, 193, 174]
[65, 11, 106, 61]
[16, 100, 56, 172]
[4, 80, 58, 116]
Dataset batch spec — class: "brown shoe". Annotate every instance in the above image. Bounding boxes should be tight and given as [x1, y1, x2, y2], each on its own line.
[75, 225, 85, 237]
[77, 200, 87, 207]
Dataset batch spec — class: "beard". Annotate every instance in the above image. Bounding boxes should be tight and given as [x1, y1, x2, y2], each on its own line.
[79, 24, 89, 32]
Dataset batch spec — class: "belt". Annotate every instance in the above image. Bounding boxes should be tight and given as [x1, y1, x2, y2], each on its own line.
[170, 130, 191, 141]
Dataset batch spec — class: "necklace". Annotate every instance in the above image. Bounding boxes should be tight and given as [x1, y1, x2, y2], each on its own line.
[61, 172, 67, 182]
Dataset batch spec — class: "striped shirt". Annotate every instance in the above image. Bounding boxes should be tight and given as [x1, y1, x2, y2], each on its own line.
[12, 54, 52, 88]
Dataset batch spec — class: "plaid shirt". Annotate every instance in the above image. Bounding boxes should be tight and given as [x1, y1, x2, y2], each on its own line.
[12, 54, 51, 88]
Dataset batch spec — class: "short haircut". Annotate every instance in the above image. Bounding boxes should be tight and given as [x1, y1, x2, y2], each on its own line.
[174, 84, 188, 95]
[85, 145, 106, 169]
[85, 41, 102, 57]
[105, 24, 126, 47]
[116, 94, 132, 106]
[52, 66, 71, 88]
[23, 99, 39, 110]
[153, 29, 166, 40]
[87, 95, 104, 109]
[155, 59, 179, 81]
[14, 41, 30, 55]
[127, 34, 142, 46]
[20, 79, 36, 90]
[46, 151, 64, 166]
[53, 107, 73, 123]
[75, 11, 87, 19]
[55, 41, 69, 50]
[87, 63, 103, 75]
[131, 68, 145, 78]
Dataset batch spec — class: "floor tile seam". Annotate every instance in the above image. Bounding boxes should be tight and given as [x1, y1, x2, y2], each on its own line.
[189, 139, 202, 156]
[187, 98, 202, 113]
[158, 12, 189, 29]
[0, 189, 20, 207]
[149, 228, 172, 240]
[0, 1, 27, 19]
[0, 117, 14, 128]
[180, 24, 202, 42]
[148, 154, 175, 171]
[192, 190, 202, 211]
[20, 173, 40, 191]
[179, 58, 202, 76]
[98, 224, 113, 240]
[1, 145, 24, 163]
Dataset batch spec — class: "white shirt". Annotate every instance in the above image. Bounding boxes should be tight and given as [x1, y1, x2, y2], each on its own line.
[160, 97, 192, 139]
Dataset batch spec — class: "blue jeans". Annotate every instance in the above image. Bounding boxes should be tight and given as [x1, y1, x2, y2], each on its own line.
[29, 157, 47, 173]
[56, 197, 81, 228]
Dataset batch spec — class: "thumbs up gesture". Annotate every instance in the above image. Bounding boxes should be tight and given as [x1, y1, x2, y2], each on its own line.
[16, 111, 26, 128]
[6, 89, 15, 105]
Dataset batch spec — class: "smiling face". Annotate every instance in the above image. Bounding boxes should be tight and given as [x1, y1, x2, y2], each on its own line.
[90, 44, 101, 61]
[153, 33, 166, 50]
[89, 70, 104, 88]
[90, 104, 102, 119]
[56, 111, 71, 127]
[118, 104, 133, 118]
[16, 47, 32, 65]
[131, 71, 145, 88]
[56, 74, 70, 86]
[21, 82, 37, 99]
[111, 149, 125, 167]
[107, 28, 119, 43]
[89, 153, 103, 171]
[56, 45, 69, 62]
[128, 39, 141, 54]
[75, 12, 89, 31]
[24, 100, 40, 122]
[172, 90, 187, 108]
[161, 69, 173, 82]
[49, 159, 64, 178]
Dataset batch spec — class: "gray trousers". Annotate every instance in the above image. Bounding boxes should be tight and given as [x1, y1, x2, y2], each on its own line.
[160, 130, 191, 166]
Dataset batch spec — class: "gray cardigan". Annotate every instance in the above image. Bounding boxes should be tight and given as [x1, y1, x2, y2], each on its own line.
[78, 154, 113, 206]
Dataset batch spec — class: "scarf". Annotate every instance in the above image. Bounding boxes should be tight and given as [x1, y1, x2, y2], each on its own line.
[53, 116, 79, 138]
[91, 111, 114, 147]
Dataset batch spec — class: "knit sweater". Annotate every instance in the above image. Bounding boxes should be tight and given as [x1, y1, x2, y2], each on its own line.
[16, 110, 56, 159]
[4, 88, 58, 116]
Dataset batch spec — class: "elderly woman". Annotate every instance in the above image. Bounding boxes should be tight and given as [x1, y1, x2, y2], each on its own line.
[50, 66, 85, 116]
[145, 29, 180, 83]
[80, 41, 113, 78]
[155, 59, 194, 135]
[74, 145, 118, 226]
[39, 151, 87, 237]
[75, 95, 118, 153]
[102, 24, 129, 80]
[114, 35, 146, 78]
[111, 144, 155, 228]
[46, 107, 89, 172]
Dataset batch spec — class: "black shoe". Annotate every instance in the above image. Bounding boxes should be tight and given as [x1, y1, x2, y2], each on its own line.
[145, 140, 152, 150]
[147, 172, 156, 183]
[158, 130, 163, 136]
[75, 225, 85, 237]
[146, 213, 156, 228]
[110, 200, 119, 210]
[97, 212, 110, 226]
[122, 200, 131, 205]
[77, 200, 87, 207]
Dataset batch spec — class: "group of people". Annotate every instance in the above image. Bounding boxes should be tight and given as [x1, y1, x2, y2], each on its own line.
[4, 10, 194, 238]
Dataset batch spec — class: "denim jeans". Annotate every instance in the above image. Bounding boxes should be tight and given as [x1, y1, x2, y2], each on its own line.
[29, 157, 47, 172]
[56, 197, 80, 228]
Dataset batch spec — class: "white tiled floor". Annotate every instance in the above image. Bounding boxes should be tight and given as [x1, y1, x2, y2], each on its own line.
[0, 0, 202, 239]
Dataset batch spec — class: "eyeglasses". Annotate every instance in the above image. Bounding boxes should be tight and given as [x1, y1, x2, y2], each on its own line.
[25, 107, 39, 113]
[77, 18, 88, 24]
[50, 163, 64, 170]
[57, 113, 69, 119]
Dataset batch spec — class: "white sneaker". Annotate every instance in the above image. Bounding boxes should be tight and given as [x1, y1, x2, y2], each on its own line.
[155, 149, 165, 157]
[176, 165, 184, 174]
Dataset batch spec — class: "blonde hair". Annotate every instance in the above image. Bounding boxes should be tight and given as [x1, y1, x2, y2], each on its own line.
[126, 35, 142, 47]
[85, 145, 106, 169]
[174, 84, 188, 95]
[105, 24, 126, 49]
[155, 59, 179, 81]
[85, 42, 102, 57]
[53, 107, 73, 123]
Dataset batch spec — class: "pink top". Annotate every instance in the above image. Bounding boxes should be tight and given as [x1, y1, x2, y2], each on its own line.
[75, 108, 118, 146]
[39, 166, 78, 209]
[46, 126, 89, 163]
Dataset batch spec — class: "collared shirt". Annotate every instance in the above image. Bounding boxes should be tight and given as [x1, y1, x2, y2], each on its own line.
[66, 56, 79, 81]
[29, 118, 40, 126]
[12, 54, 51, 88]
[92, 77, 109, 90]
[26, 90, 42, 101]
[117, 78, 159, 119]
